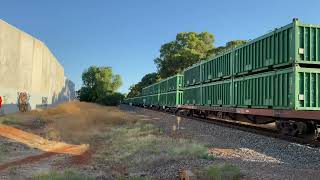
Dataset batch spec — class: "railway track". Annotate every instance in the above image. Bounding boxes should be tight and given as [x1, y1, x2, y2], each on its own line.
[127, 105, 320, 148]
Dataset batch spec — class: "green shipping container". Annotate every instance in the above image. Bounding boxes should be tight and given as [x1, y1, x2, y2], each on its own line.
[166, 91, 183, 107]
[151, 94, 159, 106]
[234, 66, 320, 110]
[153, 82, 160, 94]
[201, 51, 232, 83]
[183, 85, 202, 105]
[159, 93, 167, 106]
[167, 74, 184, 91]
[233, 19, 320, 75]
[160, 79, 168, 93]
[184, 62, 202, 87]
[202, 79, 233, 107]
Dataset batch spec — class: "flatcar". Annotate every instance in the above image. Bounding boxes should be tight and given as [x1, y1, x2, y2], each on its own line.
[124, 19, 320, 138]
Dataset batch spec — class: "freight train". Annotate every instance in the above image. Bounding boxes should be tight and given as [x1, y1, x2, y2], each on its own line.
[123, 19, 320, 138]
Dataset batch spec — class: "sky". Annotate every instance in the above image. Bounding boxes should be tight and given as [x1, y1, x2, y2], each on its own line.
[1, 0, 320, 93]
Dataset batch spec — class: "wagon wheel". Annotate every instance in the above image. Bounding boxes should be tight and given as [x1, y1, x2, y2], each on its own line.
[217, 111, 223, 119]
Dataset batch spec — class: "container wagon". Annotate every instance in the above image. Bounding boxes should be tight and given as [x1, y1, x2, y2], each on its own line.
[125, 19, 320, 138]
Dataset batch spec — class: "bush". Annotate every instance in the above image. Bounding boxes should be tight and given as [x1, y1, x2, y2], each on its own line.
[207, 164, 241, 180]
[101, 92, 124, 106]
[32, 170, 93, 180]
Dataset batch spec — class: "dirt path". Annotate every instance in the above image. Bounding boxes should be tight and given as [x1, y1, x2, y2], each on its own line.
[0, 124, 89, 171]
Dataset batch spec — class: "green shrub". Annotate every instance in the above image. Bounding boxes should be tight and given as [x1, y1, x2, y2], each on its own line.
[207, 164, 241, 180]
[32, 170, 93, 180]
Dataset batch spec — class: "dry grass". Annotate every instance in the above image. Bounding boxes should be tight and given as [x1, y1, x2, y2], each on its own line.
[97, 122, 213, 170]
[195, 164, 241, 180]
[32, 170, 93, 180]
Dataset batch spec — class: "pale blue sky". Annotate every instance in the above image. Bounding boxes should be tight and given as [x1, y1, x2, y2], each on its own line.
[1, 0, 320, 93]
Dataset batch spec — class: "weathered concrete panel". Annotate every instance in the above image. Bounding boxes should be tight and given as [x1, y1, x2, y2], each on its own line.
[0, 20, 21, 88]
[19, 32, 34, 90]
[0, 19, 75, 114]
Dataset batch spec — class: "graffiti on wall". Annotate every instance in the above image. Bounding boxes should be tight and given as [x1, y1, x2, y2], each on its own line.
[42, 97, 48, 108]
[17, 92, 30, 112]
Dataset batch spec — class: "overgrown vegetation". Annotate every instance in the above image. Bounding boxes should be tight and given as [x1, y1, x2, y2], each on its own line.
[32, 170, 93, 180]
[77, 66, 124, 105]
[99, 122, 213, 168]
[205, 164, 241, 180]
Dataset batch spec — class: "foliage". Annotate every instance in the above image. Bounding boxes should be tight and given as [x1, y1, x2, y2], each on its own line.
[78, 66, 123, 105]
[127, 72, 161, 98]
[154, 32, 215, 78]
[126, 30, 247, 96]
[32, 170, 93, 180]
[206, 164, 241, 180]
[208, 40, 247, 57]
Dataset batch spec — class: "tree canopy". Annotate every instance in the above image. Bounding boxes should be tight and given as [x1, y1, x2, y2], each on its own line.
[154, 32, 215, 78]
[127, 31, 247, 97]
[78, 66, 123, 105]
[127, 72, 160, 98]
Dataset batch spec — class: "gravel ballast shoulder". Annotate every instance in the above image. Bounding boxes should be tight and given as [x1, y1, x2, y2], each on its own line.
[124, 106, 320, 180]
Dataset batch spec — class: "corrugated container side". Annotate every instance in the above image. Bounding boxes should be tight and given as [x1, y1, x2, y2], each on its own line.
[167, 74, 184, 91]
[202, 79, 233, 106]
[233, 22, 294, 75]
[183, 85, 201, 105]
[154, 83, 160, 94]
[166, 91, 183, 107]
[202, 52, 232, 83]
[293, 67, 320, 110]
[159, 93, 167, 106]
[234, 71, 275, 108]
[184, 63, 202, 87]
[295, 21, 320, 64]
[160, 79, 168, 93]
[151, 94, 159, 106]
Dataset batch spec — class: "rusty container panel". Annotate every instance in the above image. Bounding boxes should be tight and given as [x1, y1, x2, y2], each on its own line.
[202, 79, 233, 107]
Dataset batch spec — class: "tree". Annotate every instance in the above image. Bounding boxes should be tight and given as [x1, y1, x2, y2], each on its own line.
[78, 66, 123, 105]
[127, 72, 161, 98]
[226, 40, 248, 49]
[154, 32, 215, 78]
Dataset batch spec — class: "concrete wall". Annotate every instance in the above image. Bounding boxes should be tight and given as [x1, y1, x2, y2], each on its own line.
[0, 19, 75, 114]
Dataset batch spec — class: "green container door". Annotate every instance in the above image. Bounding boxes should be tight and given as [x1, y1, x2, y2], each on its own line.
[166, 91, 183, 107]
[293, 67, 320, 110]
[183, 85, 201, 105]
[167, 74, 184, 91]
[295, 21, 320, 64]
[184, 62, 202, 87]
[202, 52, 232, 83]
[202, 79, 233, 107]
